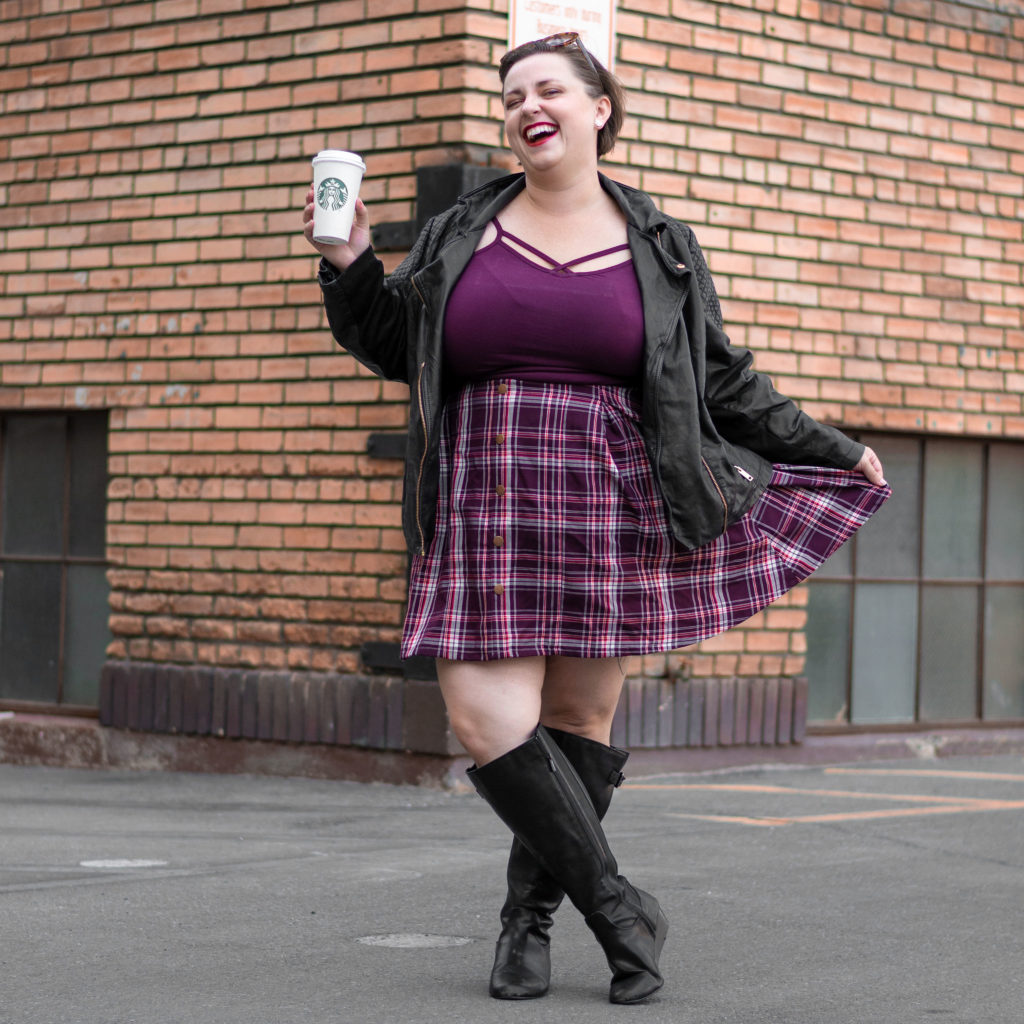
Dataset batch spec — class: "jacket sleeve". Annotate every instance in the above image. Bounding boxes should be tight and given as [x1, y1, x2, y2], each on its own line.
[682, 225, 864, 470]
[317, 211, 452, 385]
[318, 249, 411, 382]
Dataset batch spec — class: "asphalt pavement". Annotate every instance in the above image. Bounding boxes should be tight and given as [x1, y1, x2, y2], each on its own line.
[2, 755, 1022, 1024]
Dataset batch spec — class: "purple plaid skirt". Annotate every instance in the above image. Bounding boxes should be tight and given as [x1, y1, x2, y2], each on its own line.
[401, 379, 890, 661]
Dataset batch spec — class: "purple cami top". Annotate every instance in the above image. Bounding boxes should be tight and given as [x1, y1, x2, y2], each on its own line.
[443, 219, 645, 386]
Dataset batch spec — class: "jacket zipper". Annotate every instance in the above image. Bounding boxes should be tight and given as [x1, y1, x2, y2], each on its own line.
[654, 226, 727, 536]
[701, 456, 729, 533]
[414, 361, 429, 555]
[411, 274, 428, 309]
[410, 276, 430, 555]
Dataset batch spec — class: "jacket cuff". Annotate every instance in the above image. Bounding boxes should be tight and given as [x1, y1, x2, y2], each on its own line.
[318, 247, 385, 324]
[837, 437, 865, 470]
[318, 246, 377, 288]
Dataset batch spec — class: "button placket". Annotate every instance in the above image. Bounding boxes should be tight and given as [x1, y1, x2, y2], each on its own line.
[491, 380, 510, 598]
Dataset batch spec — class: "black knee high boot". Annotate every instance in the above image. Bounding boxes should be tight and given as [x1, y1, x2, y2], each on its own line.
[489, 728, 629, 999]
[469, 726, 667, 1005]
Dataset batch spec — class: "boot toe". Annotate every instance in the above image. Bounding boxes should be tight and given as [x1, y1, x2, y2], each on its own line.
[587, 893, 669, 1005]
[609, 972, 664, 1004]
[489, 924, 551, 999]
[489, 967, 550, 999]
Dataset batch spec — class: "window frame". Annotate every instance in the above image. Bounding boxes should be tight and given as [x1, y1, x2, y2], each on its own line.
[0, 411, 111, 716]
[806, 431, 1024, 732]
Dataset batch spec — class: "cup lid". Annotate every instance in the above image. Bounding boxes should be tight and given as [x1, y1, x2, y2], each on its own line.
[313, 149, 366, 171]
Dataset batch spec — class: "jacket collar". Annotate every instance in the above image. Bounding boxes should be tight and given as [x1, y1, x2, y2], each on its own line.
[412, 171, 687, 323]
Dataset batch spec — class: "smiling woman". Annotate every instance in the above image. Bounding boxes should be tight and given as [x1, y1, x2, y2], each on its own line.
[499, 31, 624, 160]
[303, 32, 888, 1007]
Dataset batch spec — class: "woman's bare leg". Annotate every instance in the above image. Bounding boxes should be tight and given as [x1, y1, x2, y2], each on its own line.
[539, 656, 628, 744]
[435, 656, 546, 766]
[436, 655, 628, 763]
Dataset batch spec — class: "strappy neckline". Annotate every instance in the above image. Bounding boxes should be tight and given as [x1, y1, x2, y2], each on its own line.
[492, 217, 631, 274]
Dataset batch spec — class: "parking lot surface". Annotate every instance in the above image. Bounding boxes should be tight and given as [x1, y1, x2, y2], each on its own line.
[2, 755, 1022, 1024]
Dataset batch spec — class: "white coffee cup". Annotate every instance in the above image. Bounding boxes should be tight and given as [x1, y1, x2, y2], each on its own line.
[312, 150, 366, 244]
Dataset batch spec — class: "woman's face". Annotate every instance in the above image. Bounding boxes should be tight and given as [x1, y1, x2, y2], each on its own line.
[502, 51, 610, 175]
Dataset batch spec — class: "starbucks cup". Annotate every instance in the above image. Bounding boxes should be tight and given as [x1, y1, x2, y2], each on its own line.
[312, 150, 366, 244]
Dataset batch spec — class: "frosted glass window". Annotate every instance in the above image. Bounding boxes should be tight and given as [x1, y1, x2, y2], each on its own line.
[69, 415, 109, 559]
[807, 435, 1024, 729]
[985, 445, 1024, 581]
[2, 415, 65, 556]
[855, 436, 920, 579]
[918, 585, 979, 721]
[983, 587, 1024, 720]
[805, 582, 851, 722]
[0, 562, 62, 702]
[0, 412, 110, 709]
[851, 583, 917, 724]
[63, 565, 113, 706]
[922, 441, 983, 579]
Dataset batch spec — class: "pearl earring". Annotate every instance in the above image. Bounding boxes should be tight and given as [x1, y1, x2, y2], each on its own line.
[595, 119, 603, 128]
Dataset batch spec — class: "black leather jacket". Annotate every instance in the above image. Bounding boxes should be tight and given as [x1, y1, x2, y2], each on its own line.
[319, 173, 863, 555]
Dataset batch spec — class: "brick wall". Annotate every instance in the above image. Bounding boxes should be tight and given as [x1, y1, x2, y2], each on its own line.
[0, 0, 512, 679]
[2, 0, 1022, 705]
[609, 0, 1024, 684]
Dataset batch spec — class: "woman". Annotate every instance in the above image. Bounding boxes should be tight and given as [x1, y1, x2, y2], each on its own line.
[304, 34, 888, 1004]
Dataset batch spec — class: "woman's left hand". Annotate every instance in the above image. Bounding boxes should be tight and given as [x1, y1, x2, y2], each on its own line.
[855, 445, 886, 486]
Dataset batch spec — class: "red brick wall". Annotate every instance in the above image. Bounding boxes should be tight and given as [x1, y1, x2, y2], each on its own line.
[1, 0, 1022, 689]
[612, 0, 1024, 683]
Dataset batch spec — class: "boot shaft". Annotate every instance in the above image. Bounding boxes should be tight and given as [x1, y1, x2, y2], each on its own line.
[469, 726, 622, 916]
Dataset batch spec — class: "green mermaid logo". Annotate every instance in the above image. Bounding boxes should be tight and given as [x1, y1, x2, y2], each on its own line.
[317, 177, 349, 212]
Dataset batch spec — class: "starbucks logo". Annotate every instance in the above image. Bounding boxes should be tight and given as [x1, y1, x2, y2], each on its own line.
[317, 177, 349, 212]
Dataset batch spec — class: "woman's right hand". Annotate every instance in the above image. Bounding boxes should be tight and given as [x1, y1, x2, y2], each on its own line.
[855, 445, 887, 486]
[302, 184, 371, 271]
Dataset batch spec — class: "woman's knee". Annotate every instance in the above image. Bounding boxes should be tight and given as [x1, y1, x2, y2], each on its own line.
[435, 657, 545, 764]
[540, 704, 617, 741]
[539, 657, 626, 742]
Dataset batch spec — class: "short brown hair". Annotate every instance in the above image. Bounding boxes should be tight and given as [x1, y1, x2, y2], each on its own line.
[499, 37, 625, 158]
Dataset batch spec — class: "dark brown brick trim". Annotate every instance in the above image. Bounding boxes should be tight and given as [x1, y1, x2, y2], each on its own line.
[99, 661, 459, 756]
[611, 676, 808, 750]
[100, 662, 805, 756]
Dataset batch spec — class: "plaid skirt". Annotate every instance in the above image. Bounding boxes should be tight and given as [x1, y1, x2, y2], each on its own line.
[401, 379, 890, 661]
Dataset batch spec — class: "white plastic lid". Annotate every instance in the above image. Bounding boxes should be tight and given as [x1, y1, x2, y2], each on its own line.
[313, 149, 366, 170]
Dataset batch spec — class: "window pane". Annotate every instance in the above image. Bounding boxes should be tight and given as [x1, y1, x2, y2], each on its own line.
[855, 436, 920, 579]
[805, 582, 851, 722]
[63, 564, 111, 706]
[922, 440, 983, 579]
[68, 413, 109, 559]
[985, 445, 1024, 582]
[2, 416, 66, 556]
[0, 561, 62, 702]
[851, 583, 917, 723]
[919, 585, 979, 721]
[983, 586, 1024, 720]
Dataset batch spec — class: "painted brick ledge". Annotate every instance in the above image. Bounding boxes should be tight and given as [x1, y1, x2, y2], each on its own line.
[0, 713, 460, 787]
[4, 714, 1024, 790]
[96, 662, 810, 757]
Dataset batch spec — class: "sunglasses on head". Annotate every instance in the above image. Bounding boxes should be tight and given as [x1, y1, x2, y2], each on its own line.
[528, 31, 601, 80]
